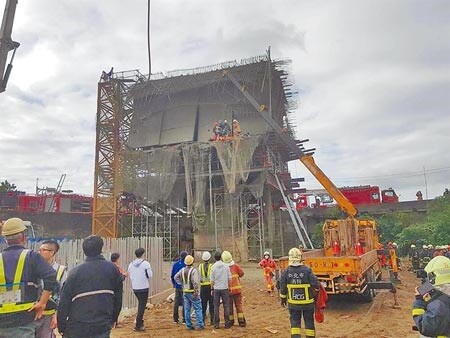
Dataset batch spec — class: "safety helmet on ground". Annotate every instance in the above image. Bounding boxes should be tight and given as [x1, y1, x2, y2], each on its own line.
[410, 244, 416, 248]
[263, 251, 270, 257]
[424, 256, 450, 274]
[184, 255, 194, 266]
[288, 247, 302, 264]
[221, 250, 234, 266]
[202, 251, 211, 261]
[1, 217, 27, 236]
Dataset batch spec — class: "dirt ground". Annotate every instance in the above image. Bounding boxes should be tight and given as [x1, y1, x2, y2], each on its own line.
[112, 261, 420, 338]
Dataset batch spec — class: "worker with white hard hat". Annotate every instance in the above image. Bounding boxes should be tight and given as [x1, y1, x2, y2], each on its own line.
[259, 251, 277, 294]
[280, 248, 320, 338]
[198, 251, 214, 325]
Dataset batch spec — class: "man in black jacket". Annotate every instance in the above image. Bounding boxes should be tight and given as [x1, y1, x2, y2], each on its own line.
[57, 235, 123, 338]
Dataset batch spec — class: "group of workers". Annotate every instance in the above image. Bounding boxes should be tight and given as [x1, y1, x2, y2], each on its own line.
[2, 214, 450, 337]
[0, 217, 153, 337]
[212, 119, 241, 141]
[170, 249, 246, 330]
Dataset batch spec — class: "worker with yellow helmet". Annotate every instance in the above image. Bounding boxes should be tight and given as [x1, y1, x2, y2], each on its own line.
[174, 254, 204, 330]
[412, 256, 450, 337]
[280, 248, 320, 338]
[0, 218, 57, 337]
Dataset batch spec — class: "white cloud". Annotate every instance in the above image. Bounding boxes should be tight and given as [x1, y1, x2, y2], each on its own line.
[1, 0, 449, 202]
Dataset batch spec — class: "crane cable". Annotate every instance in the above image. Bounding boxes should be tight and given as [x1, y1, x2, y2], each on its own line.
[147, 0, 151, 79]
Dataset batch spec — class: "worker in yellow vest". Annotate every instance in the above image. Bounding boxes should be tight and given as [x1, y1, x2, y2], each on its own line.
[0, 218, 57, 338]
[35, 239, 67, 338]
[198, 251, 214, 325]
[280, 248, 320, 338]
[174, 255, 204, 330]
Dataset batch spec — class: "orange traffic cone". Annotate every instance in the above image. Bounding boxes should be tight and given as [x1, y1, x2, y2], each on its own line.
[356, 241, 364, 255]
[332, 241, 340, 256]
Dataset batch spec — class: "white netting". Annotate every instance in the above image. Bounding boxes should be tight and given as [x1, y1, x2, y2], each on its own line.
[214, 137, 261, 193]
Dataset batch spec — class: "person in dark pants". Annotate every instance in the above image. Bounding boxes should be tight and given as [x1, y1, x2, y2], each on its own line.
[198, 251, 214, 325]
[210, 251, 232, 329]
[127, 248, 153, 332]
[171, 251, 187, 324]
[280, 248, 320, 338]
[57, 235, 123, 338]
[0, 218, 57, 338]
[111, 252, 128, 328]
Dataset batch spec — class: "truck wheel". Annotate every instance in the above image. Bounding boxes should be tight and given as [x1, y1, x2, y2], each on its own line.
[360, 269, 375, 302]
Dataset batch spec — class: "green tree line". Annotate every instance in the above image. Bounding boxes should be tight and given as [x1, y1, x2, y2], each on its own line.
[310, 196, 450, 251]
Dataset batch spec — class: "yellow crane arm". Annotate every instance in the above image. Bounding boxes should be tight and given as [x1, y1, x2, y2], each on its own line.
[300, 155, 358, 217]
[222, 68, 358, 217]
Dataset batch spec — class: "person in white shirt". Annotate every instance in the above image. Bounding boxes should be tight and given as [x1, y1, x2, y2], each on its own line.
[128, 248, 153, 332]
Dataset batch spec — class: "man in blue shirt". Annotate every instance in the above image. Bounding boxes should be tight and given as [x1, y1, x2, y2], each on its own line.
[171, 251, 187, 324]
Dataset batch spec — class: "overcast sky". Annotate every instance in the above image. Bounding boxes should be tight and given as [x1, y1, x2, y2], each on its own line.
[1, 0, 449, 201]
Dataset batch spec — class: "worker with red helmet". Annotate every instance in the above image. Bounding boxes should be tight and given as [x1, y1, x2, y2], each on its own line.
[259, 251, 277, 294]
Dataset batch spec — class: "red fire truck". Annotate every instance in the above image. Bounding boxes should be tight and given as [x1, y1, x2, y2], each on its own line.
[296, 185, 398, 209]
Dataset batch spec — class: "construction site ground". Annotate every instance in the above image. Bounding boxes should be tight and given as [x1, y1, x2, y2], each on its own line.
[111, 261, 420, 338]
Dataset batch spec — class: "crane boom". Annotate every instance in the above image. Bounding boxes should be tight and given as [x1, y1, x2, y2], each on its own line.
[222, 69, 358, 217]
[0, 0, 20, 93]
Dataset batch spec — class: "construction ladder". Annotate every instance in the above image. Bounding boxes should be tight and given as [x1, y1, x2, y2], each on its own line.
[274, 173, 314, 249]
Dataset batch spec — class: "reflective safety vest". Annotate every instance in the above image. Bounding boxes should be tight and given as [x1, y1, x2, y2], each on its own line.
[199, 263, 212, 286]
[182, 267, 194, 293]
[0, 249, 36, 314]
[287, 283, 314, 305]
[43, 264, 67, 316]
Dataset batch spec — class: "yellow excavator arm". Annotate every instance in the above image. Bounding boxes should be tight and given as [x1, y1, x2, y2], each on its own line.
[299, 155, 358, 217]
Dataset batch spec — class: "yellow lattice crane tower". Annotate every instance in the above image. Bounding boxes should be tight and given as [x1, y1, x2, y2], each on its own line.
[92, 70, 140, 237]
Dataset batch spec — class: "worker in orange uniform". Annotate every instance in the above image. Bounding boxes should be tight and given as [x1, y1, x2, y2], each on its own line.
[388, 242, 399, 281]
[280, 248, 320, 338]
[232, 119, 241, 137]
[222, 251, 246, 327]
[259, 251, 277, 294]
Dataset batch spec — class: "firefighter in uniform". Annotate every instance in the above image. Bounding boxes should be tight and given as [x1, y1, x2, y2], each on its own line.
[259, 251, 277, 294]
[0, 218, 57, 338]
[198, 251, 214, 325]
[280, 247, 320, 338]
[412, 256, 450, 337]
[222, 250, 246, 327]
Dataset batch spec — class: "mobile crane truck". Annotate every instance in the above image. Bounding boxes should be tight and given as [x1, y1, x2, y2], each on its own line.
[223, 67, 387, 302]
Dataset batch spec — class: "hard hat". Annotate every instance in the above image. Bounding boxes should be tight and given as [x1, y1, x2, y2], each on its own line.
[424, 256, 450, 274]
[423, 245, 428, 249]
[202, 251, 211, 261]
[221, 250, 234, 266]
[429, 268, 450, 286]
[411, 244, 416, 248]
[428, 245, 433, 249]
[392, 242, 397, 247]
[184, 255, 194, 266]
[288, 247, 302, 264]
[263, 251, 270, 257]
[1, 218, 27, 236]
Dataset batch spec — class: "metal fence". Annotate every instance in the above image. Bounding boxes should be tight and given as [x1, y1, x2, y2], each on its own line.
[2, 236, 163, 310]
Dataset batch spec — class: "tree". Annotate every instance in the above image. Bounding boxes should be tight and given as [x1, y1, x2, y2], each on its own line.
[0, 180, 17, 193]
